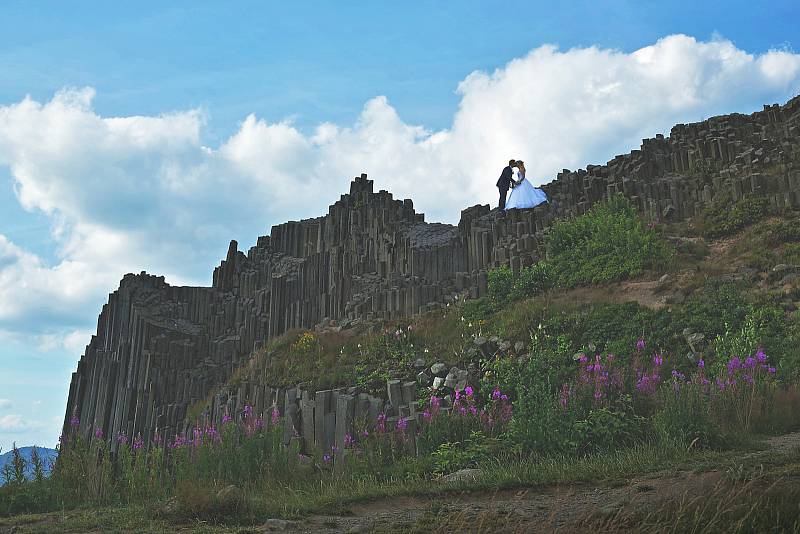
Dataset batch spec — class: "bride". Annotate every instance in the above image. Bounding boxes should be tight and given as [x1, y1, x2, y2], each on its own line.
[505, 160, 548, 210]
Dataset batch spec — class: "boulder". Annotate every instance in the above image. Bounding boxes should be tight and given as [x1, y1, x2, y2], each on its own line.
[441, 468, 484, 483]
[430, 362, 448, 377]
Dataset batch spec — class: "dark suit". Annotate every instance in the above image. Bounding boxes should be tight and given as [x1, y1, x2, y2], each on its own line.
[496, 165, 514, 210]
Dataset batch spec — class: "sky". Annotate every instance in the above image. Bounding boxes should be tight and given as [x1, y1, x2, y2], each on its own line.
[1, 0, 799, 452]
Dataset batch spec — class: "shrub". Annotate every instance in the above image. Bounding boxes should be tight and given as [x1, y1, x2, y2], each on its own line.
[486, 196, 673, 302]
[488, 265, 515, 303]
[653, 382, 725, 448]
[514, 261, 554, 297]
[546, 195, 674, 287]
[697, 195, 771, 238]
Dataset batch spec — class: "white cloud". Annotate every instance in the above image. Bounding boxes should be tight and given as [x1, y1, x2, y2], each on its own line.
[0, 34, 799, 350]
[0, 399, 11, 410]
[0, 414, 24, 430]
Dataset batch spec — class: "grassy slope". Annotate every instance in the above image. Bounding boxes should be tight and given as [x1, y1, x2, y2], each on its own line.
[6, 206, 800, 532]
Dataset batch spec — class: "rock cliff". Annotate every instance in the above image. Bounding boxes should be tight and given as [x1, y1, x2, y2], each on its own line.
[63, 95, 800, 449]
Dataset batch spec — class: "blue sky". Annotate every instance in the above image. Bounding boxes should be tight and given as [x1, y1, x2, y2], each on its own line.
[1, 1, 799, 451]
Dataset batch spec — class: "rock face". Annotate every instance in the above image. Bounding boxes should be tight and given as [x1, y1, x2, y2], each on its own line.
[63, 95, 800, 449]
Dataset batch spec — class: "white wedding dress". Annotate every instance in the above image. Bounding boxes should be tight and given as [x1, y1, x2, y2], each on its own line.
[505, 171, 548, 210]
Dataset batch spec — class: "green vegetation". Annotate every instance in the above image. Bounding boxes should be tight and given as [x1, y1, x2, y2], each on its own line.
[5, 199, 800, 532]
[547, 195, 674, 287]
[695, 195, 772, 238]
[488, 196, 674, 306]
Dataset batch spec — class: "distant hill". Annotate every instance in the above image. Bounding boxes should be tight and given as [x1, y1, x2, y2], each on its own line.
[0, 446, 58, 482]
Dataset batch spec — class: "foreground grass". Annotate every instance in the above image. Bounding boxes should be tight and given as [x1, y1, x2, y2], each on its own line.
[4, 437, 798, 533]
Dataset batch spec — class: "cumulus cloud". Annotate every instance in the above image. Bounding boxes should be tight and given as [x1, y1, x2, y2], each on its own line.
[0, 34, 799, 349]
[0, 414, 24, 431]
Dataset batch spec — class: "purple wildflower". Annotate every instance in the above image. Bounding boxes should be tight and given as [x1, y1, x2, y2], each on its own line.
[271, 406, 280, 426]
[768, 366, 777, 374]
[133, 434, 144, 450]
[323, 453, 332, 463]
[698, 359, 705, 369]
[396, 417, 408, 432]
[636, 338, 646, 352]
[94, 427, 104, 439]
[344, 433, 355, 447]
[205, 426, 220, 442]
[117, 433, 128, 445]
[464, 386, 474, 397]
[69, 414, 80, 428]
[653, 354, 663, 366]
[377, 412, 387, 433]
[559, 384, 570, 408]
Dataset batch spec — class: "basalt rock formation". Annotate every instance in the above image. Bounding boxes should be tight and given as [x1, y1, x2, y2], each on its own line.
[63, 95, 800, 450]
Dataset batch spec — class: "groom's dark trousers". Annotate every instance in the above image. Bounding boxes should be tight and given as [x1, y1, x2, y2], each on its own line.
[496, 165, 514, 210]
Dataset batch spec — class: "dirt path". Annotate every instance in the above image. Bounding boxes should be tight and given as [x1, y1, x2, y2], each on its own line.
[269, 431, 800, 533]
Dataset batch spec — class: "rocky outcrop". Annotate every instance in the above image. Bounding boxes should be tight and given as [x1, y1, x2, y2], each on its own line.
[63, 95, 800, 449]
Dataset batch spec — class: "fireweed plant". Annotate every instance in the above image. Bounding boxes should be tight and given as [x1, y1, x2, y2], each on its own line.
[2, 340, 799, 518]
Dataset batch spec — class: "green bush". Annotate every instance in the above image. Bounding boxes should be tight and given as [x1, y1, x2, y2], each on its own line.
[514, 262, 554, 297]
[486, 196, 673, 302]
[430, 431, 497, 475]
[573, 396, 647, 453]
[487, 265, 515, 302]
[698, 195, 771, 238]
[547, 195, 674, 287]
[653, 385, 726, 449]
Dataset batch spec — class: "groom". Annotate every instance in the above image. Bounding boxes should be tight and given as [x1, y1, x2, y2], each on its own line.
[496, 159, 516, 211]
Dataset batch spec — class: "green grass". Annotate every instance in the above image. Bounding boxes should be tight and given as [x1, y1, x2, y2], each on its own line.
[4, 441, 798, 533]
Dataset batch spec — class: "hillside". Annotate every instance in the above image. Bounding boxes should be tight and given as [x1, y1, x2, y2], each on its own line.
[62, 94, 800, 452]
[4, 183, 800, 531]
[0, 447, 58, 482]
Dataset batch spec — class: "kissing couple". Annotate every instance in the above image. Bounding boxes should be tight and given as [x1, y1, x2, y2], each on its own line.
[496, 159, 548, 212]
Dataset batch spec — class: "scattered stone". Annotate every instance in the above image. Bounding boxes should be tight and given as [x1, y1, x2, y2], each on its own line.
[416, 371, 431, 386]
[769, 264, 798, 282]
[444, 368, 469, 391]
[386, 380, 402, 408]
[441, 468, 484, 483]
[685, 332, 706, 353]
[514, 341, 525, 353]
[413, 358, 427, 370]
[432, 377, 444, 390]
[430, 362, 448, 377]
[498, 340, 511, 352]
